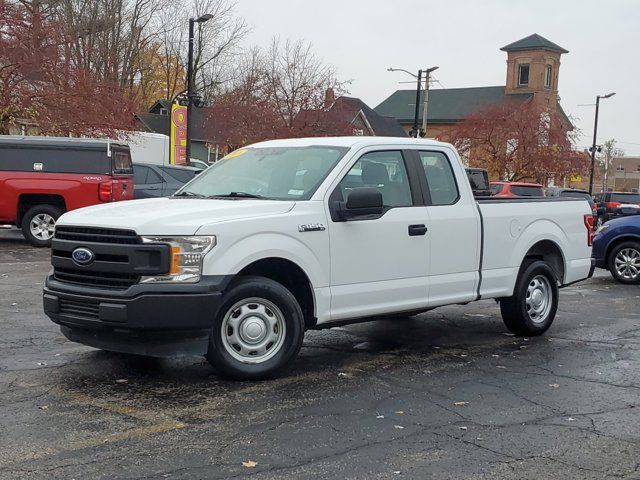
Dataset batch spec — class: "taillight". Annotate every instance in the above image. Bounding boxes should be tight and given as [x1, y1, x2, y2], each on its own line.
[99, 181, 114, 202]
[584, 214, 594, 246]
[606, 201, 621, 209]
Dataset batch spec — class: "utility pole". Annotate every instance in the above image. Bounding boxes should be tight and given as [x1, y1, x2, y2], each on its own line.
[420, 66, 439, 137]
[588, 92, 615, 195]
[388, 66, 439, 138]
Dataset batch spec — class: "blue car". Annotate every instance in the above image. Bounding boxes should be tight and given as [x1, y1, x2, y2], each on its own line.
[592, 215, 640, 284]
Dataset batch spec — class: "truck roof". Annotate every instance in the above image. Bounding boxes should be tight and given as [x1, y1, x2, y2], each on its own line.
[0, 135, 128, 151]
[250, 136, 454, 149]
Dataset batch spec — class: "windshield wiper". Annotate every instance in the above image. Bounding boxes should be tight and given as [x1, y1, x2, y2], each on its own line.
[173, 191, 206, 198]
[209, 192, 270, 199]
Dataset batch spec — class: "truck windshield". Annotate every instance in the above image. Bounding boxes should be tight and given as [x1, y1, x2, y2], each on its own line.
[176, 146, 348, 200]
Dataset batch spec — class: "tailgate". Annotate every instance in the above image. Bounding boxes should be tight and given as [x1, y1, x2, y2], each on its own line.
[112, 176, 134, 201]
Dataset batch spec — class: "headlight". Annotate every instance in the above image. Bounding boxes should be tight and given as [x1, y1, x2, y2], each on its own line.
[140, 236, 216, 283]
[595, 225, 609, 235]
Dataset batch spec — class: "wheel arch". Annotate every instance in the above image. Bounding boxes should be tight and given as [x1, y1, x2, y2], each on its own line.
[17, 194, 67, 223]
[521, 239, 566, 285]
[604, 234, 640, 264]
[234, 257, 316, 329]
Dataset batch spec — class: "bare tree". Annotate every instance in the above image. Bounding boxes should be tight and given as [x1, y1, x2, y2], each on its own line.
[263, 37, 346, 128]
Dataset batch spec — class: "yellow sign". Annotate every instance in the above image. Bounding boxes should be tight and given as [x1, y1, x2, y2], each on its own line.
[222, 149, 247, 160]
[170, 104, 187, 165]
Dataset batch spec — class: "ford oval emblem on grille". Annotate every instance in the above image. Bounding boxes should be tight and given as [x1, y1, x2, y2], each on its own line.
[72, 247, 95, 266]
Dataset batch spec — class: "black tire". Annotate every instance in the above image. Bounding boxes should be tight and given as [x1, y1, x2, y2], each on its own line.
[500, 260, 559, 336]
[206, 276, 305, 380]
[20, 204, 63, 247]
[607, 241, 640, 284]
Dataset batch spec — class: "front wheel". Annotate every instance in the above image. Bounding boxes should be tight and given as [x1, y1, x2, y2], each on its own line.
[500, 260, 559, 336]
[206, 276, 305, 380]
[608, 241, 640, 284]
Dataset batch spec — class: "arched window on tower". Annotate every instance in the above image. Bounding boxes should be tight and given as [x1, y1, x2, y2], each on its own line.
[544, 65, 553, 89]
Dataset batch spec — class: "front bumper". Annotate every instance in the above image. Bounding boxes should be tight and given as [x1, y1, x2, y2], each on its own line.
[43, 274, 232, 356]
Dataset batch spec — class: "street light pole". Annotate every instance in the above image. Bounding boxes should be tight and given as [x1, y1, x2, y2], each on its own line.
[588, 92, 616, 195]
[411, 69, 423, 138]
[185, 18, 195, 163]
[185, 14, 213, 164]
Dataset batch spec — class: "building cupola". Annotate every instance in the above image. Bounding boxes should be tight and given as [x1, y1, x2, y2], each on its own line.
[501, 34, 568, 99]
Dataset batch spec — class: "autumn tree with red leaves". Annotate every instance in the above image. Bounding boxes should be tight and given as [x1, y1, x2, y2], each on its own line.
[446, 99, 588, 183]
[0, 0, 135, 135]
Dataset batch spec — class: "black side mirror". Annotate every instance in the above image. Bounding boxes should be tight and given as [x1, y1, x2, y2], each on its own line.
[334, 187, 384, 221]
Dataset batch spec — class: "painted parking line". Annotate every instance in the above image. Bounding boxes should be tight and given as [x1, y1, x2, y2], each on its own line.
[7, 383, 187, 465]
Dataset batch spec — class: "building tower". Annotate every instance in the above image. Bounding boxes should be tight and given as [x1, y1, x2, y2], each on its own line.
[501, 34, 568, 108]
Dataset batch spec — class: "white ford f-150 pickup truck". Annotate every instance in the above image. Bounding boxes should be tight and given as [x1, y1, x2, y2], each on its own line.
[43, 137, 595, 379]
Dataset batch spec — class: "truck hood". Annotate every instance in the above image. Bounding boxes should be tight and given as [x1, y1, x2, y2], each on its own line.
[57, 197, 296, 235]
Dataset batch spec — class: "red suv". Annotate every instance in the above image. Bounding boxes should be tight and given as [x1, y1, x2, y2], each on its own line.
[0, 136, 134, 246]
[490, 181, 545, 197]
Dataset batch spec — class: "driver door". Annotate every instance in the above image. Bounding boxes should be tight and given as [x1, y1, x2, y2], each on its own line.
[327, 150, 430, 321]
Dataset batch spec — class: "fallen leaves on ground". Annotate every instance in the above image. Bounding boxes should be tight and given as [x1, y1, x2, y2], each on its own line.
[453, 401, 469, 407]
[549, 383, 560, 388]
[242, 460, 257, 468]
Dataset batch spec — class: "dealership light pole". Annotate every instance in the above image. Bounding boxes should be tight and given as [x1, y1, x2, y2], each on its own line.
[387, 66, 438, 138]
[185, 13, 213, 163]
[588, 92, 616, 195]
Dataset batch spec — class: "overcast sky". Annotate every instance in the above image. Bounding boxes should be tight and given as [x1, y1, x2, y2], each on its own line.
[234, 0, 640, 155]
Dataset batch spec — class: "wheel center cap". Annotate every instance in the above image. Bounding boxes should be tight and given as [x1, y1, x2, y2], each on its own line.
[241, 316, 266, 343]
[531, 290, 543, 307]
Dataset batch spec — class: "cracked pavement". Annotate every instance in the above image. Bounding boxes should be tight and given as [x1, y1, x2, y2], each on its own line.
[0, 228, 639, 479]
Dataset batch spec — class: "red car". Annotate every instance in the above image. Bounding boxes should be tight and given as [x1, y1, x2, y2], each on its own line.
[0, 136, 134, 246]
[490, 181, 545, 197]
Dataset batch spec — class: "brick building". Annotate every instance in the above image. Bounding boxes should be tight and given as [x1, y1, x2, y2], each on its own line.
[606, 157, 640, 192]
[374, 34, 573, 140]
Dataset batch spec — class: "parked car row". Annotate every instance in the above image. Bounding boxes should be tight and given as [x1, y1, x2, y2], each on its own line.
[0, 136, 207, 246]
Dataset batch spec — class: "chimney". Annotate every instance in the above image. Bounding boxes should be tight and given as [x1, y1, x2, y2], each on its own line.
[324, 88, 335, 110]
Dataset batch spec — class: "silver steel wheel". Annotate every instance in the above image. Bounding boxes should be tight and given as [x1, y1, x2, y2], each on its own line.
[220, 297, 286, 364]
[29, 213, 56, 240]
[614, 248, 640, 280]
[525, 275, 553, 324]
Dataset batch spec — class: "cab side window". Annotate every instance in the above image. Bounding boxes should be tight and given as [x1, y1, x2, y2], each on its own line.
[338, 151, 412, 208]
[419, 151, 459, 205]
[133, 165, 148, 184]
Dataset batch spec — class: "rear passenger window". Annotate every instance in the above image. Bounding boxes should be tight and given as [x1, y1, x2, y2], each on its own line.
[160, 167, 197, 183]
[511, 186, 543, 197]
[338, 151, 412, 208]
[146, 168, 163, 184]
[419, 151, 459, 205]
[133, 165, 148, 184]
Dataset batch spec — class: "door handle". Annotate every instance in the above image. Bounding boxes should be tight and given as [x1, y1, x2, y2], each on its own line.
[408, 224, 428, 236]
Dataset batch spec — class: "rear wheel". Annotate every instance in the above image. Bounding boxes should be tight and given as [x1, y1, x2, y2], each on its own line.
[21, 205, 63, 247]
[500, 260, 559, 336]
[206, 276, 305, 380]
[608, 241, 640, 284]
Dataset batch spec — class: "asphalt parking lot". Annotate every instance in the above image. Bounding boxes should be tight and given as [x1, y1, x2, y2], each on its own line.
[1, 228, 639, 480]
